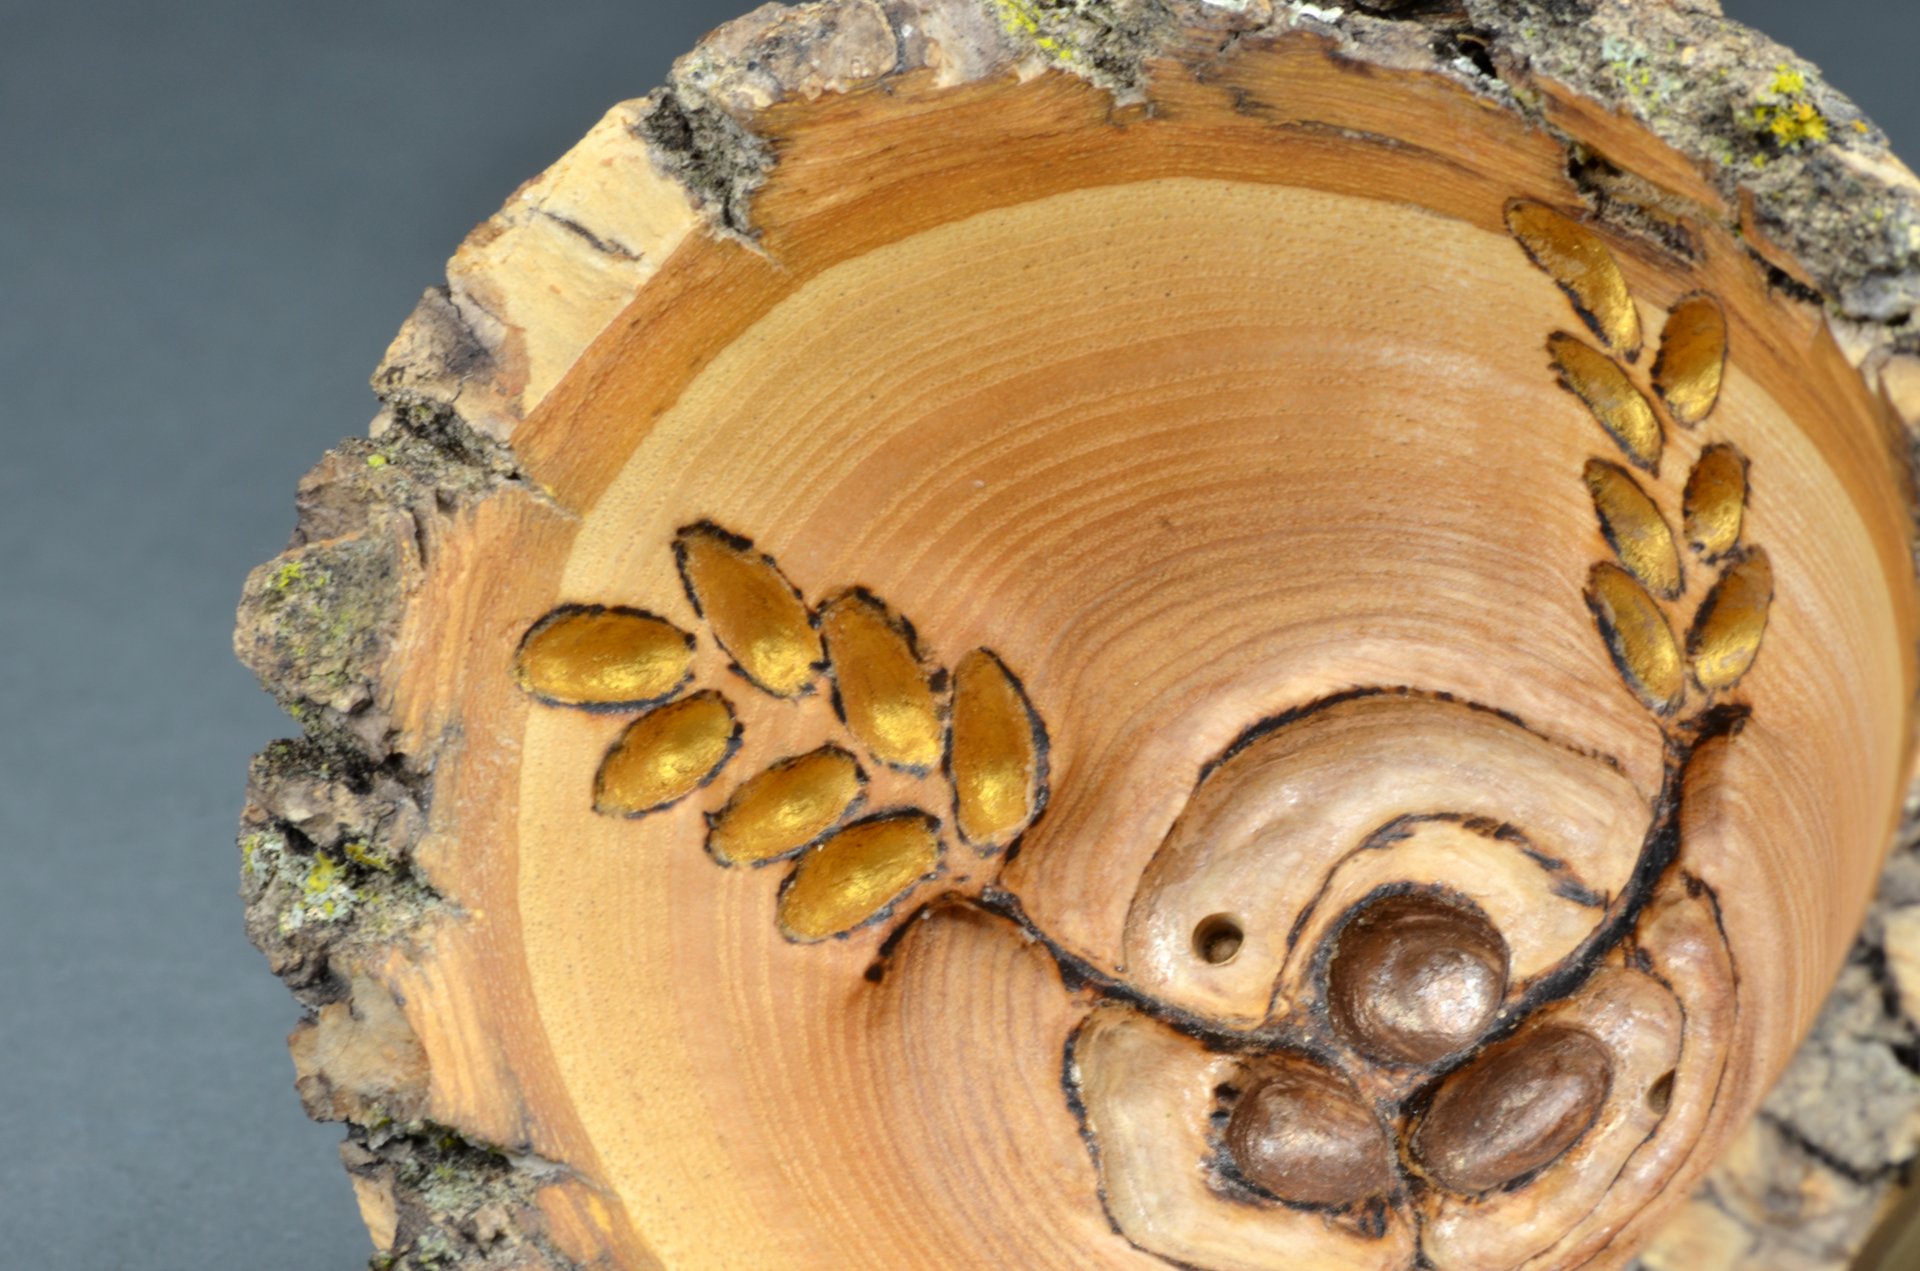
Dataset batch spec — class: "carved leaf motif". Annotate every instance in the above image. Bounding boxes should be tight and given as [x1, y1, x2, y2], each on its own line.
[707, 745, 867, 866]
[1652, 294, 1728, 427]
[1683, 444, 1749, 561]
[1689, 548, 1774, 692]
[674, 521, 822, 698]
[777, 811, 943, 942]
[1584, 563, 1685, 714]
[820, 589, 946, 773]
[948, 649, 1049, 853]
[1549, 334, 1664, 473]
[514, 605, 695, 709]
[1506, 201, 1645, 359]
[1584, 460, 1682, 599]
[593, 690, 741, 817]
[511, 518, 1056, 947]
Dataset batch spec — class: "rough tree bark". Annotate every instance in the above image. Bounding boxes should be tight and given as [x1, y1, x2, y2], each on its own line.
[234, 2, 1920, 1268]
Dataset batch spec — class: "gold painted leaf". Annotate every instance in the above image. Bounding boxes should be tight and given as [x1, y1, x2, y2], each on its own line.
[1584, 563, 1685, 714]
[1506, 201, 1644, 359]
[674, 522, 822, 698]
[820, 589, 945, 772]
[1689, 548, 1774, 692]
[514, 605, 694, 709]
[948, 649, 1049, 853]
[707, 746, 866, 866]
[1549, 334, 1664, 473]
[593, 691, 739, 817]
[1651, 293, 1727, 427]
[1584, 460, 1682, 600]
[1683, 444, 1748, 560]
[777, 812, 942, 943]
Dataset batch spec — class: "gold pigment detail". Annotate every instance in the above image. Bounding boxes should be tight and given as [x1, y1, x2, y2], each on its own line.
[820, 591, 945, 771]
[1651, 293, 1728, 427]
[1506, 201, 1644, 358]
[778, 813, 941, 942]
[510, 518, 1054, 945]
[674, 524, 821, 697]
[1689, 548, 1774, 692]
[1684, 444, 1748, 560]
[1550, 334, 1664, 472]
[948, 649, 1046, 852]
[593, 691, 739, 816]
[708, 746, 865, 866]
[1584, 460, 1682, 599]
[514, 605, 693, 708]
[1585, 563, 1685, 713]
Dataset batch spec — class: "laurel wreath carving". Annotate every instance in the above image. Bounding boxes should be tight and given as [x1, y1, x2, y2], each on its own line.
[1508, 200, 1774, 720]
[511, 523, 1049, 944]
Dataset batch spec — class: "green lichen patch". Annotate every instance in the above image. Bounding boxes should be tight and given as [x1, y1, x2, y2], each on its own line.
[291, 845, 355, 930]
[239, 738, 439, 997]
[1599, 34, 1682, 114]
[236, 531, 400, 750]
[1747, 64, 1829, 154]
[990, 0, 1174, 92]
[995, 0, 1068, 58]
[345, 838, 397, 872]
[270, 558, 332, 595]
[241, 826, 434, 945]
[1466, 0, 1920, 323]
[239, 830, 351, 931]
[236, 428, 511, 759]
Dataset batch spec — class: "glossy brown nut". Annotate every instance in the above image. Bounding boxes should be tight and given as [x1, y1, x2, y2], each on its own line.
[1325, 892, 1510, 1066]
[1410, 1024, 1613, 1194]
[1225, 1060, 1395, 1208]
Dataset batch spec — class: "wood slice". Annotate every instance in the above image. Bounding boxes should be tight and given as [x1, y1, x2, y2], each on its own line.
[233, 3, 1920, 1268]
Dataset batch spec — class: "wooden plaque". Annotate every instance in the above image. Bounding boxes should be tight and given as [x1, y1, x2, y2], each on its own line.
[235, 3, 1920, 1268]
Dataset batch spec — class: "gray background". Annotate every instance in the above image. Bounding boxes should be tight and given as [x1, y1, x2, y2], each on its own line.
[0, 2, 1910, 1267]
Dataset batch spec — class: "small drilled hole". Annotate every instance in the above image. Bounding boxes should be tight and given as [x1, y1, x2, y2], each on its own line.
[1647, 1069, 1675, 1116]
[1193, 915, 1244, 965]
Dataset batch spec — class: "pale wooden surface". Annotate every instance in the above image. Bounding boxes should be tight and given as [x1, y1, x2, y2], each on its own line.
[234, 2, 1920, 1268]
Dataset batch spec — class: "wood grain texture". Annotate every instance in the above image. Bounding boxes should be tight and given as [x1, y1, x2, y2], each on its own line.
[233, 2, 1920, 1268]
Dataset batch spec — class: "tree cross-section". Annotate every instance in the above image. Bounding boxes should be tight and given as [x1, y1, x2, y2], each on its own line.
[234, 3, 1920, 1268]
